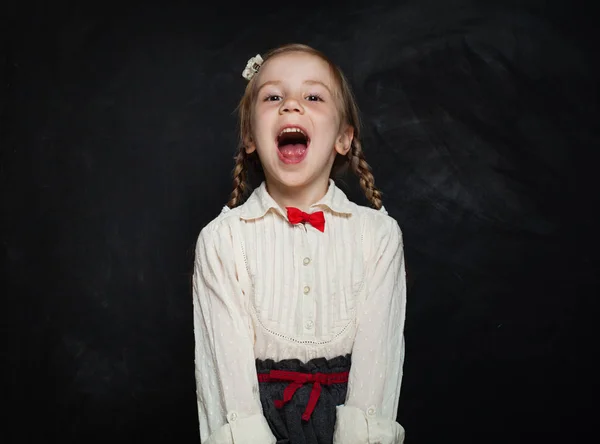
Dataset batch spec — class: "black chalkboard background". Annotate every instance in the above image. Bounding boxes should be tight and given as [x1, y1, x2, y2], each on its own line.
[3, 1, 599, 443]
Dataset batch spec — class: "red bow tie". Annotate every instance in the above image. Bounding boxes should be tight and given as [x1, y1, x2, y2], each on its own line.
[286, 207, 325, 232]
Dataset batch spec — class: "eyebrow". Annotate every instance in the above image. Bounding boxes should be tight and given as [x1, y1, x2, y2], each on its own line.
[257, 80, 332, 95]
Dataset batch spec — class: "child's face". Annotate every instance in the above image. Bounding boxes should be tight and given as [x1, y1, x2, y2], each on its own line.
[245, 52, 353, 191]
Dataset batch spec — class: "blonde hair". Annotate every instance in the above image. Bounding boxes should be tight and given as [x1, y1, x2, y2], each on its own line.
[227, 43, 383, 210]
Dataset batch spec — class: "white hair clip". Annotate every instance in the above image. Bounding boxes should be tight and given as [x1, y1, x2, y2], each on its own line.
[242, 54, 263, 81]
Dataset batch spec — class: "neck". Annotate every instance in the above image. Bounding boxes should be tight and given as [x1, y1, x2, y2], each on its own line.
[265, 177, 330, 212]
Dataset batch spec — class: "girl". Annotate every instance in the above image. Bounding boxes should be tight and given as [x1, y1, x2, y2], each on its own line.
[193, 43, 407, 444]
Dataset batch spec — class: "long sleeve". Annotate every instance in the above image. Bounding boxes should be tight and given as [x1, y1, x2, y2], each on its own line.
[193, 224, 277, 444]
[333, 217, 407, 444]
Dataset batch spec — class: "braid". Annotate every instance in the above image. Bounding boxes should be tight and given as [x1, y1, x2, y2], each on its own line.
[227, 149, 249, 208]
[348, 140, 383, 210]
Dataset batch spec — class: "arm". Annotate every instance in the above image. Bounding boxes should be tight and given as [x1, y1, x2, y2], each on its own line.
[193, 224, 276, 444]
[333, 217, 407, 444]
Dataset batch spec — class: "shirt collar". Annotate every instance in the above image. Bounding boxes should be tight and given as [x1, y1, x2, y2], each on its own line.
[239, 179, 354, 221]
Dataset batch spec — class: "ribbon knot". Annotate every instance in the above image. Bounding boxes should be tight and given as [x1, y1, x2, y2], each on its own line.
[286, 207, 325, 232]
[257, 370, 349, 421]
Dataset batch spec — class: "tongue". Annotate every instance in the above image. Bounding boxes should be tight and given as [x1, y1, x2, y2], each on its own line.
[279, 143, 307, 159]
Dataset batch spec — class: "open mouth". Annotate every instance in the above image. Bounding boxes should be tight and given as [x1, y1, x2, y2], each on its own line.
[277, 126, 310, 163]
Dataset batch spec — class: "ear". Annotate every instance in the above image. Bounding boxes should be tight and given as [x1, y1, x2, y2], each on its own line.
[334, 124, 354, 156]
[244, 135, 256, 154]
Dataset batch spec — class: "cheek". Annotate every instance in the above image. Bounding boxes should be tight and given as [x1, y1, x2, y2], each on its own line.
[324, 104, 344, 126]
[325, 114, 344, 138]
[250, 114, 265, 140]
[253, 107, 274, 130]
[312, 104, 339, 123]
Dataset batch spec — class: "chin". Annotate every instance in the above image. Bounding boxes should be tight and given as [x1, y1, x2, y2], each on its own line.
[272, 172, 312, 189]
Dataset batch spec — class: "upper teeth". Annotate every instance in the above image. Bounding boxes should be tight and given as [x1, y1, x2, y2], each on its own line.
[279, 127, 306, 137]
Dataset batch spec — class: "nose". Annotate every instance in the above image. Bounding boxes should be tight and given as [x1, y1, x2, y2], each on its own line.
[279, 96, 304, 115]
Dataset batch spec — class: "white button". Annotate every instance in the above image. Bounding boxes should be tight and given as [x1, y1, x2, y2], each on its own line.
[303, 286, 310, 294]
[305, 320, 314, 329]
[303, 257, 311, 265]
[228, 411, 238, 422]
[366, 406, 376, 416]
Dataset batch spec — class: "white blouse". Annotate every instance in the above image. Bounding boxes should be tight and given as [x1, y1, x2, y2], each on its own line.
[193, 179, 407, 444]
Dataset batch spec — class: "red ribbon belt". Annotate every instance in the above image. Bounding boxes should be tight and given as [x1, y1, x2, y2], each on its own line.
[257, 370, 349, 421]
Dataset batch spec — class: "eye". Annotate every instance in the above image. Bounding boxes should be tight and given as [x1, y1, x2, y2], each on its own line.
[264, 94, 282, 102]
[306, 94, 324, 102]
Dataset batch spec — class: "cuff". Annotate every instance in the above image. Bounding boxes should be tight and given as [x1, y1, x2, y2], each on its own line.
[333, 405, 405, 444]
[203, 412, 276, 444]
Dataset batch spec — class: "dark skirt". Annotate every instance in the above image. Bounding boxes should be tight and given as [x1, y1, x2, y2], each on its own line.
[256, 354, 351, 444]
